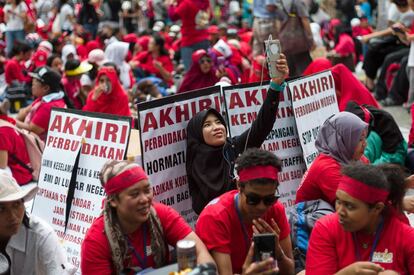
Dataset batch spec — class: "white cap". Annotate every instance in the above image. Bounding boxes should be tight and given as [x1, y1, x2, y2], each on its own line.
[0, 173, 38, 202]
[39, 40, 53, 52]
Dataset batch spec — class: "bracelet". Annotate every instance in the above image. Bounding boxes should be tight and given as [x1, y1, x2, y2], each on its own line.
[270, 81, 286, 92]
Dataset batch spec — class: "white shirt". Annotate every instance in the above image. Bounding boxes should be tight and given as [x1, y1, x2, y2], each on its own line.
[5, 215, 77, 275]
[60, 3, 74, 31]
[4, 3, 27, 31]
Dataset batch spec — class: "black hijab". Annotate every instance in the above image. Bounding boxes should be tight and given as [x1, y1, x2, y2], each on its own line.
[345, 101, 404, 153]
[186, 108, 233, 214]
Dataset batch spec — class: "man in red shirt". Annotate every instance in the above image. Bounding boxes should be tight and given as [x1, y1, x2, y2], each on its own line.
[196, 148, 294, 275]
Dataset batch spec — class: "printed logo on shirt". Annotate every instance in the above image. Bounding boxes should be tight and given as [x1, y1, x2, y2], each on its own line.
[146, 246, 152, 256]
[372, 249, 393, 264]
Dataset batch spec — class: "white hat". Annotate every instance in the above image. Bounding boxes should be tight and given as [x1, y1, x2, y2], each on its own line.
[88, 49, 105, 66]
[0, 173, 38, 202]
[39, 40, 53, 53]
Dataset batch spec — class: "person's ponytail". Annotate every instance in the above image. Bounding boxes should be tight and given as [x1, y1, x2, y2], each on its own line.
[377, 164, 409, 212]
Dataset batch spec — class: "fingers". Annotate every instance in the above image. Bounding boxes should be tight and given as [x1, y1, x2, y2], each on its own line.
[243, 242, 255, 268]
[252, 257, 277, 274]
[357, 262, 384, 273]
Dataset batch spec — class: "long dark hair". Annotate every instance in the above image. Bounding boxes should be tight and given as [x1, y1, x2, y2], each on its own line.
[152, 34, 169, 56]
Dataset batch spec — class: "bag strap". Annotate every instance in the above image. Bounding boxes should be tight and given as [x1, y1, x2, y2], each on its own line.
[280, 0, 297, 16]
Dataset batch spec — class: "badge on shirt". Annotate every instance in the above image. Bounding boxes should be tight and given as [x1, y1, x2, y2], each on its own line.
[372, 249, 393, 263]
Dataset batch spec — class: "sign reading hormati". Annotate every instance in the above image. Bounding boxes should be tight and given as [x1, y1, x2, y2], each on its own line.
[223, 82, 306, 210]
[31, 108, 131, 271]
[138, 86, 222, 227]
[288, 71, 339, 168]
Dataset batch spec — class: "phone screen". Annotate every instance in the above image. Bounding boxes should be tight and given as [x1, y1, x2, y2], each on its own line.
[253, 233, 276, 262]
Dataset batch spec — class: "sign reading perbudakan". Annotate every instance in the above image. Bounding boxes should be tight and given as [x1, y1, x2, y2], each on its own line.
[138, 86, 222, 227]
[31, 108, 131, 271]
[288, 71, 339, 168]
[223, 82, 306, 210]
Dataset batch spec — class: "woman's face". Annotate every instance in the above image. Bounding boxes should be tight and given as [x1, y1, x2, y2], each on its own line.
[202, 113, 227, 146]
[199, 56, 212, 74]
[110, 179, 153, 229]
[32, 78, 49, 98]
[352, 129, 367, 160]
[98, 74, 112, 93]
[51, 57, 63, 73]
[335, 190, 379, 232]
[0, 200, 25, 240]
[148, 38, 156, 53]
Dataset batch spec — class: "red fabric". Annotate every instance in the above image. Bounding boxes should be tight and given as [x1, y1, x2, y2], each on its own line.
[62, 76, 83, 109]
[409, 104, 414, 146]
[86, 41, 100, 53]
[105, 166, 148, 195]
[296, 154, 341, 205]
[0, 125, 32, 185]
[5, 58, 30, 85]
[385, 63, 400, 91]
[303, 58, 333, 76]
[81, 203, 192, 274]
[28, 97, 66, 141]
[168, 0, 210, 47]
[249, 55, 270, 83]
[306, 213, 414, 275]
[196, 190, 290, 274]
[77, 44, 88, 61]
[137, 36, 151, 52]
[334, 34, 355, 56]
[331, 64, 380, 111]
[82, 67, 131, 117]
[338, 175, 389, 203]
[239, 166, 279, 182]
[178, 50, 218, 93]
[135, 52, 174, 86]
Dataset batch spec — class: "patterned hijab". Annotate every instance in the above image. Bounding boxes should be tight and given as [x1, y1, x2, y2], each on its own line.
[100, 160, 168, 273]
[315, 112, 368, 164]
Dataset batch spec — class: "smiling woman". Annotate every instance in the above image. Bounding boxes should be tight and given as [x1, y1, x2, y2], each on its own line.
[81, 160, 214, 274]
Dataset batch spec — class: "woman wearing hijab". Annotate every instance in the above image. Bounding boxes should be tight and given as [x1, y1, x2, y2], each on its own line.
[105, 41, 135, 89]
[346, 101, 407, 165]
[302, 58, 333, 76]
[306, 163, 414, 274]
[331, 64, 380, 111]
[178, 49, 218, 93]
[81, 160, 214, 274]
[296, 112, 368, 206]
[186, 54, 289, 215]
[61, 44, 78, 66]
[82, 67, 131, 117]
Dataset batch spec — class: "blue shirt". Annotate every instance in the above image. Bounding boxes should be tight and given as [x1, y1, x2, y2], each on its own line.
[253, 0, 279, 18]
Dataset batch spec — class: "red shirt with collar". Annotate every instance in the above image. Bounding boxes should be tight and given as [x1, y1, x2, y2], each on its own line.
[196, 190, 290, 274]
[81, 203, 193, 274]
[306, 213, 414, 275]
[5, 57, 30, 85]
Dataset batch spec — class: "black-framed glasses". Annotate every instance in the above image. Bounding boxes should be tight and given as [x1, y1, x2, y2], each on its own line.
[244, 193, 280, 206]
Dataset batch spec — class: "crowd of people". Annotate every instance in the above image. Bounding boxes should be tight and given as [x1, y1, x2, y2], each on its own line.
[1, 0, 414, 274]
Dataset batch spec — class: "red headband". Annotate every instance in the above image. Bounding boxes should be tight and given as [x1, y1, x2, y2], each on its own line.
[337, 175, 389, 204]
[238, 165, 279, 182]
[360, 105, 371, 124]
[104, 166, 148, 195]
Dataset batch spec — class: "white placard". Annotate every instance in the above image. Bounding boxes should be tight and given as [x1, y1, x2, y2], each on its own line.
[288, 71, 339, 168]
[31, 108, 131, 271]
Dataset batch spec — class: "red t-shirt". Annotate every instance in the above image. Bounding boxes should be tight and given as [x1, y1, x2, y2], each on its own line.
[296, 154, 341, 205]
[168, 0, 209, 47]
[81, 203, 193, 275]
[196, 190, 290, 274]
[306, 213, 414, 275]
[62, 77, 82, 109]
[26, 97, 66, 141]
[5, 57, 30, 85]
[0, 125, 32, 184]
[135, 52, 174, 86]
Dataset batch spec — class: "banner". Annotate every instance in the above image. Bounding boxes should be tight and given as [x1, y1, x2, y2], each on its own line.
[31, 108, 131, 271]
[288, 71, 339, 168]
[138, 86, 222, 226]
[223, 82, 306, 210]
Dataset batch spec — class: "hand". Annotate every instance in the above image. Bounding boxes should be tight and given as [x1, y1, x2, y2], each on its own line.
[337, 262, 384, 275]
[92, 86, 104, 101]
[361, 35, 370, 44]
[242, 243, 279, 275]
[153, 60, 163, 70]
[406, 175, 414, 189]
[271, 53, 289, 85]
[403, 195, 414, 213]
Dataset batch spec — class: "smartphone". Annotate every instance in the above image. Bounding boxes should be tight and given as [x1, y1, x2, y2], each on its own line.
[264, 35, 283, 79]
[253, 233, 276, 262]
[101, 82, 111, 94]
[392, 26, 405, 34]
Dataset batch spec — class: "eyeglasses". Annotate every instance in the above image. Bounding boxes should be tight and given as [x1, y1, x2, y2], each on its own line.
[199, 58, 212, 64]
[244, 192, 280, 206]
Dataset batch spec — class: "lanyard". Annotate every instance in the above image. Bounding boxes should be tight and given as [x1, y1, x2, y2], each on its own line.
[126, 223, 147, 268]
[234, 193, 250, 251]
[352, 216, 384, 262]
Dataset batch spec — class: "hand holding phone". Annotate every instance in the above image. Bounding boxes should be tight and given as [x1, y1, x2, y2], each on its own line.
[242, 242, 278, 275]
[253, 233, 276, 263]
[264, 35, 283, 79]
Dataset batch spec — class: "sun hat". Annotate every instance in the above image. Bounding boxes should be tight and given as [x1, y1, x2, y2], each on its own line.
[65, 59, 93, 76]
[0, 173, 38, 202]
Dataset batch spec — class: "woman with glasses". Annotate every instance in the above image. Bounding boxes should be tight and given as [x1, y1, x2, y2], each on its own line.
[196, 148, 294, 275]
[296, 112, 368, 206]
[186, 54, 289, 215]
[178, 49, 219, 93]
[306, 163, 414, 274]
